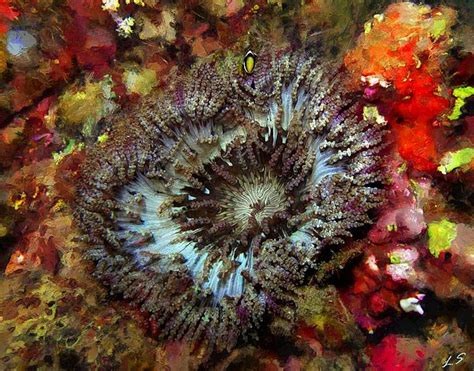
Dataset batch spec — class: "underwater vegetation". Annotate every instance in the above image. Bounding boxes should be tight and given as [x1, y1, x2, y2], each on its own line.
[0, 0, 473, 369]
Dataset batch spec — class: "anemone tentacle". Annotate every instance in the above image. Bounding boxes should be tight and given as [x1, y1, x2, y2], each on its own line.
[74, 49, 387, 353]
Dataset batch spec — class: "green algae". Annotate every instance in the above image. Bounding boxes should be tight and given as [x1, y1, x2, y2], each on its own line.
[52, 139, 84, 164]
[389, 254, 401, 264]
[437, 148, 474, 174]
[97, 132, 109, 143]
[430, 18, 447, 40]
[427, 219, 457, 258]
[447, 86, 474, 120]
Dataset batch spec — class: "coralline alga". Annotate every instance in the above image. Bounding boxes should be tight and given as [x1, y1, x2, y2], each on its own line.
[74, 48, 387, 352]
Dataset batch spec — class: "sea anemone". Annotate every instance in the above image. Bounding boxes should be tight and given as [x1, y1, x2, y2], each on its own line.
[74, 48, 387, 352]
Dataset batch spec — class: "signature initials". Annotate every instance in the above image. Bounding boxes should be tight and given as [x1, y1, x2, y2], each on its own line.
[442, 352, 466, 368]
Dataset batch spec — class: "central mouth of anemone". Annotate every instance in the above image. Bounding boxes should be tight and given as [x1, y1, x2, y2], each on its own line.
[188, 169, 288, 239]
[218, 170, 287, 235]
[178, 149, 297, 251]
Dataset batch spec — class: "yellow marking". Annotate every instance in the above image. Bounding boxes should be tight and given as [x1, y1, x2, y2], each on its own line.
[243, 51, 256, 74]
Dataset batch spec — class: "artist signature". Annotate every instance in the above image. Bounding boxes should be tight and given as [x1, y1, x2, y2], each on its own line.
[442, 352, 466, 368]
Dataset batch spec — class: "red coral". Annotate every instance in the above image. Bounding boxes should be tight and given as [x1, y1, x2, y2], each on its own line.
[55, 150, 85, 202]
[5, 234, 59, 275]
[67, 0, 109, 22]
[340, 243, 416, 332]
[64, 17, 116, 78]
[7, 97, 60, 167]
[387, 65, 450, 172]
[48, 49, 74, 82]
[0, 0, 19, 34]
[10, 74, 51, 112]
[368, 292, 389, 316]
[368, 335, 426, 371]
[33, 235, 59, 273]
[75, 27, 116, 77]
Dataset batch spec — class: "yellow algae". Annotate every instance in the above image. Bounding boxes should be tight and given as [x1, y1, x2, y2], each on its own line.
[123, 68, 157, 96]
[12, 192, 27, 210]
[57, 76, 117, 137]
[363, 105, 387, 125]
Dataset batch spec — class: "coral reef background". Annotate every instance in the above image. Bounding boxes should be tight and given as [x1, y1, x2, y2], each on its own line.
[0, 0, 473, 370]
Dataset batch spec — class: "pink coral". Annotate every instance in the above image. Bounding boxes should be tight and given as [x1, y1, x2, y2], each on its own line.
[369, 160, 427, 244]
[369, 207, 426, 244]
[368, 335, 426, 371]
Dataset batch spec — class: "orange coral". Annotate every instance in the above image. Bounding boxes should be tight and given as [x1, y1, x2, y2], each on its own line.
[344, 3, 456, 172]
